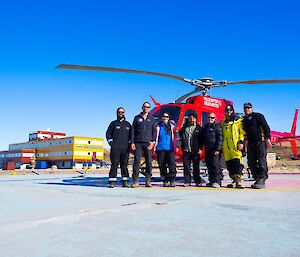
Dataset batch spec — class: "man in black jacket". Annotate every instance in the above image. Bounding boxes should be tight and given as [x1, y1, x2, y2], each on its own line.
[179, 112, 203, 187]
[106, 107, 132, 188]
[203, 112, 223, 188]
[243, 102, 272, 189]
[131, 102, 156, 188]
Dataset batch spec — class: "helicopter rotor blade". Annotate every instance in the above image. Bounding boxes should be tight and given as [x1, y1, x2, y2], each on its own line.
[227, 79, 300, 85]
[56, 64, 189, 83]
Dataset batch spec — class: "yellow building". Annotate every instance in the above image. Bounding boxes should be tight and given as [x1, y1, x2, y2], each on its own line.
[9, 136, 104, 168]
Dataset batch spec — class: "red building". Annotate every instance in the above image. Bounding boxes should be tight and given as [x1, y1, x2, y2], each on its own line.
[0, 149, 35, 170]
[29, 130, 66, 141]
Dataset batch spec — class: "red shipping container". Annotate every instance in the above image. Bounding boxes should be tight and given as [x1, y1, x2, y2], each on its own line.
[3, 162, 15, 170]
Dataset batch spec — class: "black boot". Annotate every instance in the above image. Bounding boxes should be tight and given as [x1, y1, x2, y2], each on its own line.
[163, 181, 170, 187]
[108, 181, 115, 188]
[122, 180, 129, 188]
[169, 180, 176, 187]
[227, 175, 236, 188]
[251, 178, 266, 189]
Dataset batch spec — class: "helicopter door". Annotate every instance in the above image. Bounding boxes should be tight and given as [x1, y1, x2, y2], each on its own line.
[201, 112, 209, 126]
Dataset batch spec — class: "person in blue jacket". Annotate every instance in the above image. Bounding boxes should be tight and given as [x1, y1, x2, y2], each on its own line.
[155, 113, 178, 187]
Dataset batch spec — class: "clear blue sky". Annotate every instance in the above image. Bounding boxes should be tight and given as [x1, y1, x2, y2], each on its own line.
[1, 0, 300, 150]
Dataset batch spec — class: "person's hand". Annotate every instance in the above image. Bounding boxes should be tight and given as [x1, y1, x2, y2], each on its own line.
[214, 151, 219, 155]
[131, 143, 136, 151]
[237, 143, 244, 151]
[147, 142, 155, 150]
[198, 149, 202, 155]
[176, 148, 179, 152]
[267, 139, 272, 148]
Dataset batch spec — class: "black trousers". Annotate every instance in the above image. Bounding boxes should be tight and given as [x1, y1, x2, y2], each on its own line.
[183, 151, 200, 184]
[132, 142, 152, 179]
[156, 150, 177, 182]
[109, 148, 129, 181]
[247, 141, 268, 180]
[205, 151, 223, 184]
[225, 158, 244, 178]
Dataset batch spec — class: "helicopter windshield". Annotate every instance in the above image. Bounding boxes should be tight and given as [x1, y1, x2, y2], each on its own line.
[150, 106, 181, 124]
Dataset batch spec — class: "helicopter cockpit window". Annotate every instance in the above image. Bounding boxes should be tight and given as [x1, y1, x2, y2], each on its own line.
[150, 106, 181, 124]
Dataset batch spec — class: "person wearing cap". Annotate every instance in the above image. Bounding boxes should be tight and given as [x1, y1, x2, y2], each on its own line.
[243, 102, 272, 189]
[154, 112, 178, 187]
[106, 107, 132, 188]
[203, 112, 223, 188]
[221, 104, 246, 189]
[179, 112, 203, 187]
[131, 102, 157, 188]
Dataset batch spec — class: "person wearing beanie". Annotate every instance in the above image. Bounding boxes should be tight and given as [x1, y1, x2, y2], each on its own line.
[221, 104, 246, 189]
[243, 102, 272, 189]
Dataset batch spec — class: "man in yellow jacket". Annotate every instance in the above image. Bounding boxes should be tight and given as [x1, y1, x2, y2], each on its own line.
[221, 104, 246, 188]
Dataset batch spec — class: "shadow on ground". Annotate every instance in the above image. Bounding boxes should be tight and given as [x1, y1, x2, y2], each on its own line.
[39, 175, 183, 188]
[39, 174, 261, 189]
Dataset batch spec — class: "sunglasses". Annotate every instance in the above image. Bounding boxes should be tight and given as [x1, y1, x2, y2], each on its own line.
[162, 116, 169, 118]
[118, 111, 125, 114]
[208, 117, 216, 119]
[225, 109, 233, 112]
[244, 107, 252, 109]
[143, 106, 151, 108]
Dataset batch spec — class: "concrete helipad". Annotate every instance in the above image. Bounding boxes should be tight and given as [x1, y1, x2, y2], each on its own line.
[0, 173, 299, 257]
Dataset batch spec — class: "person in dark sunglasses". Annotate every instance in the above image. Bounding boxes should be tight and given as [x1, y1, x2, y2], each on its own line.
[243, 102, 272, 189]
[154, 113, 178, 187]
[131, 102, 156, 188]
[221, 104, 246, 189]
[203, 112, 223, 188]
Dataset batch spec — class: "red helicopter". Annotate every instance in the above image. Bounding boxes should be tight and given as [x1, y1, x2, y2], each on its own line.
[270, 108, 300, 159]
[56, 64, 300, 159]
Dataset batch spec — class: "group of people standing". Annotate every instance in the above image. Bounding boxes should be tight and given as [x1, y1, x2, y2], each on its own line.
[106, 101, 271, 189]
[106, 102, 156, 188]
